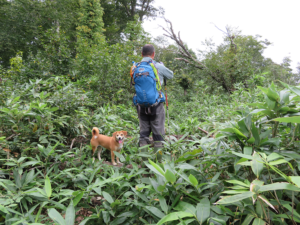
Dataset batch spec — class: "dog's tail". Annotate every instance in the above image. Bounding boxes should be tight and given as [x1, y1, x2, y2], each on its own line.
[92, 127, 99, 136]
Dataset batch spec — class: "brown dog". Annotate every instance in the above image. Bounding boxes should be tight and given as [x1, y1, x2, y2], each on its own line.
[90, 127, 127, 165]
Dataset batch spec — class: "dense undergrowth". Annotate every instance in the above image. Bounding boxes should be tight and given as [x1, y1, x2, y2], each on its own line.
[1, 0, 300, 224]
[1, 72, 300, 225]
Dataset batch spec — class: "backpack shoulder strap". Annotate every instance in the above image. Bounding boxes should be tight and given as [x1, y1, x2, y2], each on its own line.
[149, 62, 162, 91]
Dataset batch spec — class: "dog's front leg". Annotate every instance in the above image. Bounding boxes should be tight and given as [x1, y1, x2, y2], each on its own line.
[111, 151, 117, 165]
[92, 146, 97, 163]
[116, 152, 122, 164]
[98, 147, 102, 161]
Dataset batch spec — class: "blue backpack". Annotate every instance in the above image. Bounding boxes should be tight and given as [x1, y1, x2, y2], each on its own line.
[131, 60, 165, 107]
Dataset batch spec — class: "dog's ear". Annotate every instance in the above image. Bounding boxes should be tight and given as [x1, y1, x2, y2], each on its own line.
[112, 132, 117, 138]
[122, 131, 128, 136]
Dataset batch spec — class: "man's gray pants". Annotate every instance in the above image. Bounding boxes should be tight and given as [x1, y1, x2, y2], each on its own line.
[138, 103, 165, 152]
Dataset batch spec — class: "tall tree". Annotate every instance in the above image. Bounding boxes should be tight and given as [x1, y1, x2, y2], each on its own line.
[101, 0, 163, 43]
[77, 0, 105, 44]
[0, 0, 78, 67]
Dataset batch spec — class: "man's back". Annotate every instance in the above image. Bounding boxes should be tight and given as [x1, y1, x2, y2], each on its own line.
[141, 57, 174, 85]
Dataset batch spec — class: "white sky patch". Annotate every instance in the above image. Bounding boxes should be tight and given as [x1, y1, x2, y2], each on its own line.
[143, 0, 299, 72]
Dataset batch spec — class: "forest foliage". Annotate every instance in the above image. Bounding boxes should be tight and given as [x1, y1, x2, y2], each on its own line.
[1, 0, 300, 224]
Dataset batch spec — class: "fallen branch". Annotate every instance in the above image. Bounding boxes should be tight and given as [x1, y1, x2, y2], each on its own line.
[198, 127, 215, 138]
[69, 138, 76, 151]
[6, 133, 20, 140]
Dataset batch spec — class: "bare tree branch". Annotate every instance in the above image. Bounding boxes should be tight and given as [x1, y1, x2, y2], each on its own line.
[161, 18, 209, 69]
[161, 18, 232, 93]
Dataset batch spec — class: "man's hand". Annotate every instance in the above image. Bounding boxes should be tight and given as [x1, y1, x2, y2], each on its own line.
[159, 62, 164, 66]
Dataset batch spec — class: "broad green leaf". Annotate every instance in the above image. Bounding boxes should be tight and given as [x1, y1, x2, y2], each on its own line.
[21, 161, 40, 168]
[259, 129, 272, 140]
[73, 191, 84, 206]
[251, 152, 263, 178]
[176, 163, 198, 171]
[210, 217, 226, 225]
[148, 159, 165, 176]
[250, 109, 266, 114]
[268, 159, 288, 166]
[156, 211, 194, 225]
[234, 157, 242, 173]
[65, 201, 75, 225]
[188, 174, 198, 187]
[267, 153, 283, 162]
[260, 137, 281, 147]
[251, 123, 260, 146]
[110, 217, 126, 225]
[158, 195, 168, 214]
[11, 96, 20, 104]
[238, 119, 249, 136]
[231, 151, 253, 160]
[222, 128, 247, 139]
[244, 147, 252, 155]
[238, 161, 251, 166]
[275, 214, 300, 223]
[196, 197, 210, 224]
[228, 185, 249, 190]
[258, 195, 277, 212]
[131, 187, 149, 202]
[157, 185, 165, 192]
[177, 219, 196, 225]
[289, 176, 300, 187]
[35, 202, 48, 223]
[267, 86, 280, 102]
[253, 218, 266, 225]
[273, 116, 300, 123]
[114, 151, 125, 162]
[283, 203, 300, 219]
[222, 190, 248, 194]
[279, 81, 300, 97]
[241, 214, 255, 225]
[215, 191, 254, 204]
[278, 106, 290, 113]
[102, 191, 114, 204]
[0, 204, 9, 214]
[226, 180, 249, 188]
[279, 90, 290, 104]
[4, 162, 17, 166]
[257, 86, 268, 95]
[176, 149, 203, 163]
[265, 94, 276, 110]
[174, 201, 196, 214]
[13, 168, 21, 188]
[48, 208, 66, 225]
[211, 171, 222, 182]
[101, 211, 110, 224]
[165, 169, 176, 183]
[259, 183, 300, 192]
[145, 206, 165, 219]
[45, 176, 52, 199]
[236, 158, 249, 165]
[17, 157, 27, 163]
[49, 107, 59, 112]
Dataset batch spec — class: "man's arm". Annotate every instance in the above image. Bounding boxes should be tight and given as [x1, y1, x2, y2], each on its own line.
[155, 63, 174, 80]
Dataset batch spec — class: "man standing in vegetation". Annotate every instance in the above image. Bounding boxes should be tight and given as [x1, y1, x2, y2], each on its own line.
[135, 44, 173, 159]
